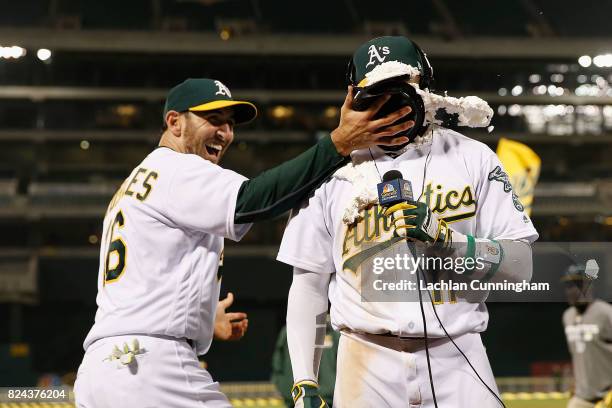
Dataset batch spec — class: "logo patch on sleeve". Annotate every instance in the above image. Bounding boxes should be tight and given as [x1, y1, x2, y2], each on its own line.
[488, 166, 525, 212]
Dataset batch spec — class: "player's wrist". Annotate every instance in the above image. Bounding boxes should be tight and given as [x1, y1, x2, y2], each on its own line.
[291, 380, 328, 408]
[442, 228, 468, 256]
[292, 379, 319, 392]
[330, 128, 352, 156]
[444, 233, 506, 279]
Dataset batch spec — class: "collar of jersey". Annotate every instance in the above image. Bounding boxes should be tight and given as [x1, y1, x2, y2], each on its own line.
[367, 139, 432, 162]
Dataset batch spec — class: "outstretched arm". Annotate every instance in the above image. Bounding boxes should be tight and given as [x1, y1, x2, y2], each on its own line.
[234, 88, 414, 223]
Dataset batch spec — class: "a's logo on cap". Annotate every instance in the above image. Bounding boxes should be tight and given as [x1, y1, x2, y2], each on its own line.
[382, 183, 395, 194]
[214, 80, 232, 98]
[366, 44, 390, 68]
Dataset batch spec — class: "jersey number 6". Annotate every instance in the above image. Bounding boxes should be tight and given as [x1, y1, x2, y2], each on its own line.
[104, 211, 126, 285]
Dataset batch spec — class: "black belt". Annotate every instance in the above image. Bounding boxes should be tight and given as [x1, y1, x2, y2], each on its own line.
[343, 330, 449, 353]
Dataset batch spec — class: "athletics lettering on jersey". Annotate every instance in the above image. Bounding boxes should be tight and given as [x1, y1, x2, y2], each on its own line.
[422, 183, 476, 223]
[342, 204, 397, 274]
[341, 184, 476, 275]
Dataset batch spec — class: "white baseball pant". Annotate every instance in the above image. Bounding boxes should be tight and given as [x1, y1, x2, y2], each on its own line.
[74, 334, 231, 408]
[334, 331, 502, 408]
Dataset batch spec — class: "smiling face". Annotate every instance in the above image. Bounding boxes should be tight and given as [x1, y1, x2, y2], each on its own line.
[173, 108, 235, 164]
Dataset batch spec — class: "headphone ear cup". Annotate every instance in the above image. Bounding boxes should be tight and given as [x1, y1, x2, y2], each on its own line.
[413, 42, 434, 90]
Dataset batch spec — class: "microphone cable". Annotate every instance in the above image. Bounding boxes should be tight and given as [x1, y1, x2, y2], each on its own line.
[372, 127, 505, 407]
[410, 239, 439, 408]
[409, 241, 507, 408]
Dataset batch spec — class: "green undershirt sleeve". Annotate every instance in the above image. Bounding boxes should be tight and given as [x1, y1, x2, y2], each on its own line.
[234, 135, 348, 224]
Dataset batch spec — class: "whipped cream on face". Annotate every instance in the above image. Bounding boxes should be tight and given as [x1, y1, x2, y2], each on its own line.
[335, 61, 494, 224]
[363, 60, 494, 129]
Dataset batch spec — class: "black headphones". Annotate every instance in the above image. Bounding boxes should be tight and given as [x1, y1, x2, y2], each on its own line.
[345, 41, 434, 91]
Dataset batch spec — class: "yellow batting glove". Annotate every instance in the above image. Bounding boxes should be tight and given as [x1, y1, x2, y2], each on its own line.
[383, 201, 451, 248]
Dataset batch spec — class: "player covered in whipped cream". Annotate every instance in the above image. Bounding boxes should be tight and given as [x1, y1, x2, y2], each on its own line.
[279, 36, 538, 408]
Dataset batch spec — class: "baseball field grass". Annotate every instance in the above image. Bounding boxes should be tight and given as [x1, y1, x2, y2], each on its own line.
[505, 399, 568, 408]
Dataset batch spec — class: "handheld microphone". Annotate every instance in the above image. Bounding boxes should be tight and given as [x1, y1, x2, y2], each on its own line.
[378, 170, 414, 238]
[377, 170, 414, 207]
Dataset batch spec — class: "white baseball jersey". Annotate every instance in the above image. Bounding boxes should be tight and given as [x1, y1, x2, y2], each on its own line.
[83, 147, 251, 355]
[278, 126, 538, 338]
[563, 300, 612, 400]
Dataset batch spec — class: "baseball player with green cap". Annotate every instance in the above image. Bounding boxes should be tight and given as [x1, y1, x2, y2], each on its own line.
[279, 37, 538, 407]
[74, 77, 415, 407]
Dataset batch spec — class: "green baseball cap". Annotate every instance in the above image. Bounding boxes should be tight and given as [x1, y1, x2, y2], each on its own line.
[351, 36, 425, 87]
[163, 78, 257, 125]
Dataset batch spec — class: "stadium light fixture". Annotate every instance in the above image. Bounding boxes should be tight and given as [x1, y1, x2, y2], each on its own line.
[0, 45, 26, 59]
[550, 74, 564, 83]
[578, 55, 592, 68]
[219, 28, 231, 41]
[37, 48, 52, 61]
[508, 104, 521, 116]
[270, 105, 294, 119]
[9, 46, 26, 58]
[528, 74, 541, 83]
[593, 54, 612, 68]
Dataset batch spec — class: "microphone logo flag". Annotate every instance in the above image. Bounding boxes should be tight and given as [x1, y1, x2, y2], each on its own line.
[377, 178, 413, 206]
